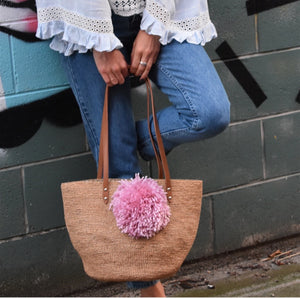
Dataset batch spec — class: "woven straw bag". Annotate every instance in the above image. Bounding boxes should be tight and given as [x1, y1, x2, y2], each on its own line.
[61, 79, 203, 282]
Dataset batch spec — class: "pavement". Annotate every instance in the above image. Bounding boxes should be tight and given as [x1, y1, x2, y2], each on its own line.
[177, 261, 300, 297]
[68, 234, 300, 297]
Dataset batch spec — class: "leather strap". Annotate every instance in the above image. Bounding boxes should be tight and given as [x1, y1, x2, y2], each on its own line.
[97, 85, 109, 202]
[97, 79, 172, 203]
[145, 79, 172, 200]
[146, 81, 164, 179]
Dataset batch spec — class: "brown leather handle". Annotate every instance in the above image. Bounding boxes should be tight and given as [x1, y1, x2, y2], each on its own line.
[145, 79, 172, 199]
[97, 79, 172, 203]
[97, 85, 110, 202]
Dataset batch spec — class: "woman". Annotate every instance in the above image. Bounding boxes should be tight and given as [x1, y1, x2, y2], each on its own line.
[36, 0, 230, 296]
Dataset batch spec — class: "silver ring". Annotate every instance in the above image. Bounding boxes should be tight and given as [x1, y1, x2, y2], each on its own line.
[139, 61, 147, 67]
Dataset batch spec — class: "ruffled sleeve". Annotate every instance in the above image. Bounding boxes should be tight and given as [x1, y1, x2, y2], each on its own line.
[141, 0, 217, 46]
[35, 0, 123, 56]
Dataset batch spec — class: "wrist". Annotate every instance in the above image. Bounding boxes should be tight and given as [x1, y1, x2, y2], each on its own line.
[140, 30, 160, 40]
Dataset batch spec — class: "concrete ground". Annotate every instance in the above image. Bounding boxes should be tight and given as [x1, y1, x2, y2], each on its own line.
[67, 234, 300, 297]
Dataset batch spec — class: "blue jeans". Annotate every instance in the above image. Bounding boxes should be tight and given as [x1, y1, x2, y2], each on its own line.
[61, 13, 230, 290]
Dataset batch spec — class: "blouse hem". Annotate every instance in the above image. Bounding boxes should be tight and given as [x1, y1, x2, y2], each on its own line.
[140, 9, 217, 46]
[36, 20, 123, 56]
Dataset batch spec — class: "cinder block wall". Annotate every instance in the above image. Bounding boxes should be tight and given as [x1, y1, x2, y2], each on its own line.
[0, 0, 299, 296]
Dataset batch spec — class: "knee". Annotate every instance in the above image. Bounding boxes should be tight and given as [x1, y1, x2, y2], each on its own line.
[207, 102, 230, 136]
[190, 96, 230, 138]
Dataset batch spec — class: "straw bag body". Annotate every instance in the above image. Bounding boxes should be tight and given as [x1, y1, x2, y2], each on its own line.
[61, 79, 203, 282]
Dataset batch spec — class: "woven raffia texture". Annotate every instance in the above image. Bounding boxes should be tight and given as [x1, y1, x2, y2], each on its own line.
[61, 178, 202, 282]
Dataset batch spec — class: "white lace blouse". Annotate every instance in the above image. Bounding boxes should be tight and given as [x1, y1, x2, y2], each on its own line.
[35, 0, 217, 56]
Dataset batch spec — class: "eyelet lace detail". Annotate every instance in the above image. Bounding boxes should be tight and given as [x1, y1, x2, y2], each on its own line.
[109, 0, 146, 16]
[38, 6, 113, 33]
[146, 0, 169, 25]
[172, 15, 210, 31]
[146, 0, 210, 31]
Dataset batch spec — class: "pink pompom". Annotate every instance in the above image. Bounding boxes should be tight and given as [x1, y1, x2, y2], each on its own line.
[110, 174, 171, 239]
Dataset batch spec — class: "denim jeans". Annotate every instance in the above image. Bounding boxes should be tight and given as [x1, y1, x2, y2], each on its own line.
[61, 13, 230, 290]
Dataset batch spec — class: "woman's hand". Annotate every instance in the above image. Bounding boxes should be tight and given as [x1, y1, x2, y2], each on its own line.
[130, 30, 161, 80]
[93, 49, 128, 87]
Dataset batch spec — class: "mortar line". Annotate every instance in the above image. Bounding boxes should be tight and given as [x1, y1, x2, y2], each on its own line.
[8, 35, 16, 92]
[260, 120, 267, 179]
[0, 151, 92, 173]
[21, 167, 30, 234]
[212, 46, 300, 64]
[4, 84, 70, 97]
[229, 109, 300, 127]
[255, 13, 259, 52]
[209, 196, 216, 253]
[0, 226, 66, 245]
[203, 172, 300, 198]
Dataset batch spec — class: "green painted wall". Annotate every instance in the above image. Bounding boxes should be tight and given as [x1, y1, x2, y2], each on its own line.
[0, 0, 299, 295]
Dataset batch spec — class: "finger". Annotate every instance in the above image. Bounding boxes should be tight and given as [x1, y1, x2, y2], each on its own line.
[136, 59, 150, 77]
[116, 63, 129, 85]
[121, 63, 129, 80]
[140, 59, 153, 81]
[135, 58, 147, 76]
[109, 74, 119, 86]
[130, 54, 141, 75]
[114, 69, 126, 85]
[130, 44, 138, 74]
[101, 72, 112, 86]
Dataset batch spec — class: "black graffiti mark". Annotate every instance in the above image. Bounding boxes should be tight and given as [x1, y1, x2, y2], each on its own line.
[0, 89, 81, 149]
[246, 0, 300, 15]
[45, 89, 82, 127]
[0, 0, 38, 41]
[296, 90, 300, 104]
[216, 41, 267, 108]
[0, 101, 45, 148]
[0, 0, 36, 12]
[0, 26, 38, 42]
